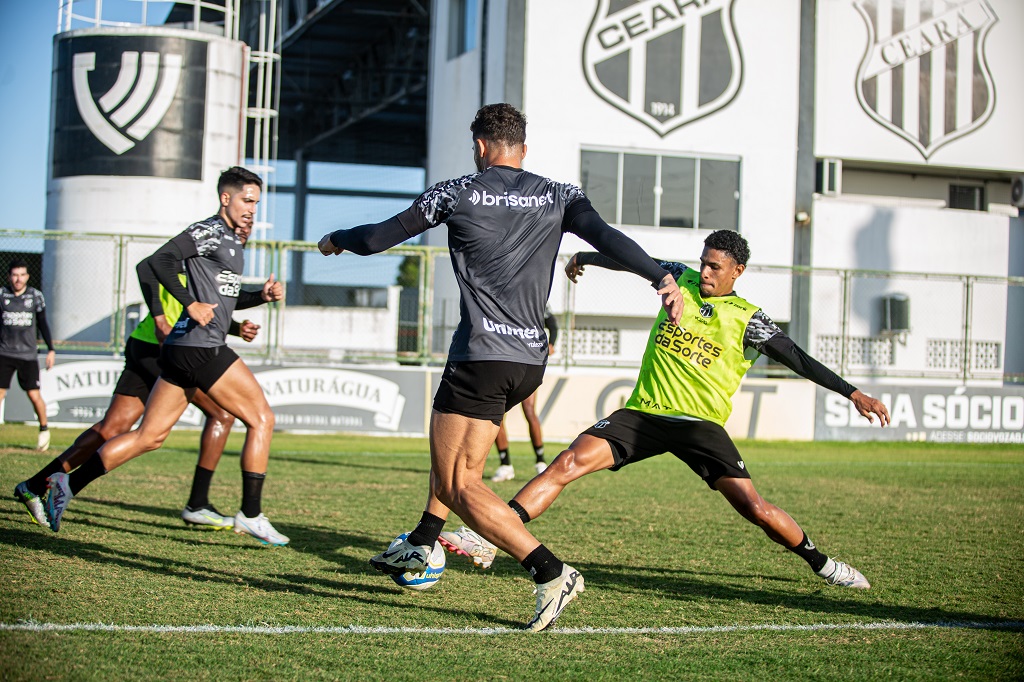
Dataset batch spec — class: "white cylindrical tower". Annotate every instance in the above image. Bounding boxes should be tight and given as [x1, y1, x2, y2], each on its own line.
[45, 2, 247, 342]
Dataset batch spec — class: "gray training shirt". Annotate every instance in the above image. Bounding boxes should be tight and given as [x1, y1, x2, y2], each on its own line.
[400, 165, 586, 365]
[0, 285, 46, 360]
[165, 215, 246, 349]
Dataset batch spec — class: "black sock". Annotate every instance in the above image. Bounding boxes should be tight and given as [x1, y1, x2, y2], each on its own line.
[786, 532, 829, 573]
[508, 499, 531, 523]
[498, 448, 511, 466]
[68, 454, 107, 496]
[241, 471, 265, 518]
[27, 458, 66, 496]
[521, 544, 563, 584]
[187, 466, 215, 510]
[39, 425, 49, 432]
[534, 445, 544, 463]
[407, 511, 446, 547]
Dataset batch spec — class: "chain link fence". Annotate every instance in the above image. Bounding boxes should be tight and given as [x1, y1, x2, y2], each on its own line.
[2, 229, 1021, 383]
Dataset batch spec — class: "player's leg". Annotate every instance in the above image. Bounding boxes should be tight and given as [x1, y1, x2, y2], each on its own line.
[44, 379, 190, 532]
[16, 360, 49, 450]
[510, 434, 615, 520]
[180, 388, 236, 529]
[490, 418, 515, 482]
[715, 476, 870, 589]
[202, 357, 286, 546]
[520, 392, 547, 472]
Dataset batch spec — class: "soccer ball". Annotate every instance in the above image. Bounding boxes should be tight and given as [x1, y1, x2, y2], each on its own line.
[389, 532, 446, 591]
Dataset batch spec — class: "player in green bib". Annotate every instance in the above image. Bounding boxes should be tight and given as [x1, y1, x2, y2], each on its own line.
[443, 230, 890, 591]
[14, 268, 260, 532]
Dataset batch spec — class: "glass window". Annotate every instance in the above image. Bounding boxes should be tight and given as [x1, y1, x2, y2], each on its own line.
[659, 156, 695, 228]
[448, 0, 478, 59]
[698, 159, 740, 232]
[621, 154, 657, 226]
[580, 151, 618, 221]
[579, 149, 740, 231]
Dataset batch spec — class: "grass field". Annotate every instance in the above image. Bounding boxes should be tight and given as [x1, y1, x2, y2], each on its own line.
[1, 424, 1022, 681]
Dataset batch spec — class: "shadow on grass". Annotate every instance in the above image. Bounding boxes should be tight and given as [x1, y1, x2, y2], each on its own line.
[0, 523, 524, 628]
[570, 559, 1023, 629]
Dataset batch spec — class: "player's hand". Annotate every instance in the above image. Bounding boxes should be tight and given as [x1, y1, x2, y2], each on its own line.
[262, 273, 283, 302]
[850, 389, 890, 427]
[45, 350, 55, 371]
[657, 274, 683, 325]
[239, 319, 260, 342]
[186, 301, 218, 326]
[153, 314, 173, 343]
[548, 343, 555, 356]
[565, 253, 585, 283]
[318, 233, 344, 256]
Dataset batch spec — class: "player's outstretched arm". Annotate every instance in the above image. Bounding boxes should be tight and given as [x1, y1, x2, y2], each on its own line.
[319, 213, 420, 257]
[760, 330, 889, 427]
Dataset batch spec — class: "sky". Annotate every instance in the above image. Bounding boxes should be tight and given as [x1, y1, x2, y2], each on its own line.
[0, 2, 57, 231]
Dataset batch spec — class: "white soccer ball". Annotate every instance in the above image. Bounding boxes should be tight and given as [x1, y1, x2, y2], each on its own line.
[389, 532, 446, 591]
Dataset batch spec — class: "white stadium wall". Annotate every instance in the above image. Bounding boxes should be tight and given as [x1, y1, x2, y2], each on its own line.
[44, 27, 247, 342]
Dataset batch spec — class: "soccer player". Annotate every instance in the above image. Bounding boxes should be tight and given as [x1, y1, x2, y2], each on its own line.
[444, 230, 889, 591]
[44, 166, 290, 546]
[0, 259, 56, 451]
[489, 308, 558, 482]
[13, 259, 263, 531]
[318, 103, 683, 631]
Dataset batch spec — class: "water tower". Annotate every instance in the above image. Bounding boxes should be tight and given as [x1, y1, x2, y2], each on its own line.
[45, 0, 278, 343]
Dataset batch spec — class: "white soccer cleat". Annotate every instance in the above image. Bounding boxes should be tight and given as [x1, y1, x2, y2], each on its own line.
[818, 559, 871, 589]
[233, 511, 289, 546]
[490, 464, 515, 482]
[534, 461, 548, 474]
[36, 429, 51, 451]
[45, 472, 73, 532]
[14, 481, 47, 526]
[370, 535, 432, 575]
[439, 526, 498, 570]
[527, 563, 584, 632]
[182, 505, 235, 530]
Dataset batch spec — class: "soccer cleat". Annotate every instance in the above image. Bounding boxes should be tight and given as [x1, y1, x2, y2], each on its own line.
[37, 429, 51, 451]
[527, 563, 585, 632]
[370, 536, 432, 576]
[534, 461, 548, 474]
[14, 481, 47, 526]
[490, 464, 515, 482]
[45, 472, 73, 532]
[439, 526, 498, 570]
[817, 559, 871, 589]
[182, 505, 235, 529]
[233, 512, 289, 546]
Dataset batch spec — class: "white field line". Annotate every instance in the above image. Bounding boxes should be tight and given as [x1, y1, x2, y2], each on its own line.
[1, 620, 1021, 636]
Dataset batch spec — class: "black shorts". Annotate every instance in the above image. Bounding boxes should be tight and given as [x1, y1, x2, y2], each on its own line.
[582, 408, 750, 489]
[113, 337, 162, 400]
[433, 360, 545, 425]
[159, 344, 239, 392]
[0, 356, 40, 391]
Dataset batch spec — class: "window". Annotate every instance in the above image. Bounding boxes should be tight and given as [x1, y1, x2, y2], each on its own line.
[948, 184, 985, 211]
[580, 148, 740, 230]
[448, 0, 478, 59]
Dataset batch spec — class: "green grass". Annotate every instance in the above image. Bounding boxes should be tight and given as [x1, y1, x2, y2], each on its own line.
[1, 424, 1022, 681]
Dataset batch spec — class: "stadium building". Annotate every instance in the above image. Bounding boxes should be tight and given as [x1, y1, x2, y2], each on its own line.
[3, 0, 1022, 443]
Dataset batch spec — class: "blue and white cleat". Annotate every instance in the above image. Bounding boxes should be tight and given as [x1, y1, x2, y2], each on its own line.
[45, 472, 74, 532]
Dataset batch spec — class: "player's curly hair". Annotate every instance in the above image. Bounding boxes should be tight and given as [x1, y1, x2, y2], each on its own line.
[470, 103, 527, 147]
[218, 166, 263, 195]
[704, 230, 750, 266]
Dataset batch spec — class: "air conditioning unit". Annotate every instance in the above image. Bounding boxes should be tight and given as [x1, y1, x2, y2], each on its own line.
[1011, 175, 1024, 208]
[880, 293, 910, 335]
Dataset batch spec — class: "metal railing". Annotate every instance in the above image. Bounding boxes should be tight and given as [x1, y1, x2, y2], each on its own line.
[2, 229, 1021, 383]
